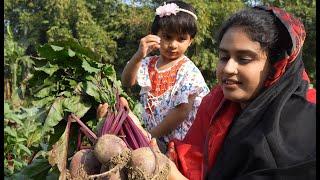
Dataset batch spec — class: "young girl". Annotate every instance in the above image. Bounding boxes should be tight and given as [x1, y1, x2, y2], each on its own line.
[160, 6, 316, 180]
[121, 0, 209, 144]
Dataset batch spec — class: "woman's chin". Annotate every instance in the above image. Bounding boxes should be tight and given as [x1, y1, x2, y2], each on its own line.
[223, 91, 248, 103]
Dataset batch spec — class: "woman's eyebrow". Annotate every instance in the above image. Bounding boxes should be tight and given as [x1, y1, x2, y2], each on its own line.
[236, 50, 258, 57]
[218, 48, 228, 53]
[218, 48, 257, 56]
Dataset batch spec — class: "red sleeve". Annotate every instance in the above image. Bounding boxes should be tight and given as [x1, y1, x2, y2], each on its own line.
[168, 87, 224, 180]
[306, 88, 316, 104]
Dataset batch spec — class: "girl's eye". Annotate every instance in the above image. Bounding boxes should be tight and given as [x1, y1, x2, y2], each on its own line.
[179, 37, 187, 41]
[163, 35, 171, 40]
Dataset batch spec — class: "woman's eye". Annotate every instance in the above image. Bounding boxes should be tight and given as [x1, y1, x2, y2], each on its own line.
[238, 57, 252, 64]
[219, 56, 229, 62]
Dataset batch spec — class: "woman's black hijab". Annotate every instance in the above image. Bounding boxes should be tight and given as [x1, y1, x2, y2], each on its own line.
[206, 6, 316, 180]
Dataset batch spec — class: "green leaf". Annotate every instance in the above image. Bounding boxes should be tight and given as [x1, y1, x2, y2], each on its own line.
[27, 130, 42, 147]
[50, 45, 64, 51]
[43, 98, 64, 132]
[32, 96, 55, 108]
[37, 44, 68, 62]
[4, 102, 10, 112]
[34, 62, 59, 76]
[102, 65, 116, 77]
[82, 59, 100, 73]
[17, 144, 32, 155]
[68, 48, 76, 57]
[16, 138, 27, 143]
[12, 158, 51, 179]
[34, 85, 56, 98]
[4, 127, 17, 137]
[62, 96, 91, 118]
[82, 81, 101, 102]
[57, 91, 72, 97]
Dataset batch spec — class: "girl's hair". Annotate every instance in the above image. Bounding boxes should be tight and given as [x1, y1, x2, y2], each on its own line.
[216, 7, 292, 64]
[151, 0, 197, 38]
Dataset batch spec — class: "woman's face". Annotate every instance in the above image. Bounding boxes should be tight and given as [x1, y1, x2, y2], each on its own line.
[216, 27, 270, 106]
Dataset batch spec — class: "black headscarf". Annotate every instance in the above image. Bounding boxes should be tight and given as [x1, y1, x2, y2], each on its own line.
[206, 6, 316, 180]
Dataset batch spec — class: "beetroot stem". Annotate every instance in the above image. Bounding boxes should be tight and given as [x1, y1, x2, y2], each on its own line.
[71, 114, 97, 141]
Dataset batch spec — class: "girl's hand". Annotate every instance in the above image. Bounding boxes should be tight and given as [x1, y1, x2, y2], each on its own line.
[137, 35, 161, 58]
[96, 103, 109, 119]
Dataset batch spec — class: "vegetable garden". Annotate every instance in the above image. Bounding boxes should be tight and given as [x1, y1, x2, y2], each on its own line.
[4, 0, 316, 179]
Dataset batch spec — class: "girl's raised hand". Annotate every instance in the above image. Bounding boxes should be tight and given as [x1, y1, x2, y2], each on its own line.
[137, 35, 161, 58]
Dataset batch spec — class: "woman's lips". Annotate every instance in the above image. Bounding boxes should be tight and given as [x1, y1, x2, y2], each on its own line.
[222, 79, 241, 88]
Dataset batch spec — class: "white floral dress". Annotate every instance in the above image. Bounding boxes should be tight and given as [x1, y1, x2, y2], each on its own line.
[137, 55, 209, 143]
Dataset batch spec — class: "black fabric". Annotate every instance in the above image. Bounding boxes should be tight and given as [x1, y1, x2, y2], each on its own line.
[206, 7, 316, 180]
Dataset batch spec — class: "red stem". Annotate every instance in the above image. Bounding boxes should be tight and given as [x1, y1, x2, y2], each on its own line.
[77, 128, 82, 151]
[71, 114, 97, 141]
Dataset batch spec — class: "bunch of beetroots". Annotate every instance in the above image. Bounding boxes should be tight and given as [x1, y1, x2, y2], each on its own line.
[66, 98, 170, 180]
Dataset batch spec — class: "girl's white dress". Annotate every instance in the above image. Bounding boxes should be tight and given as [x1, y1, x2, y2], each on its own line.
[137, 55, 209, 143]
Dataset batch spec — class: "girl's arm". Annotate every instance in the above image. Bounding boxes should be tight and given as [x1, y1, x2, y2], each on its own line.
[121, 35, 160, 87]
[150, 94, 196, 138]
[121, 52, 144, 87]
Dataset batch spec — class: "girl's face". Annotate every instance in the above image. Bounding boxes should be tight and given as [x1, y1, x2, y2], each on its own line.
[157, 30, 193, 62]
[216, 27, 270, 106]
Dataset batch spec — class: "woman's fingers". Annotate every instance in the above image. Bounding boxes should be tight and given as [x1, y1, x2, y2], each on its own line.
[96, 103, 109, 119]
[149, 138, 161, 153]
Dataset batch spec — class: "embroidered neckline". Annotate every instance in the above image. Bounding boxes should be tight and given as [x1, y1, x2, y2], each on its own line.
[147, 56, 187, 98]
[155, 55, 186, 73]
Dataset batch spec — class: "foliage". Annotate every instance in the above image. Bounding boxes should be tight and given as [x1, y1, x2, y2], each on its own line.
[186, 0, 245, 88]
[4, 0, 316, 177]
[4, 26, 34, 107]
[5, 39, 141, 178]
[4, 101, 44, 176]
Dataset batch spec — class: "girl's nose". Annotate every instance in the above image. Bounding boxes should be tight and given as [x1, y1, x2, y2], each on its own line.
[223, 58, 238, 74]
[168, 40, 178, 49]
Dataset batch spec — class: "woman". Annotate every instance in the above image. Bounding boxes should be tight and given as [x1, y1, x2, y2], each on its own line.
[164, 6, 316, 180]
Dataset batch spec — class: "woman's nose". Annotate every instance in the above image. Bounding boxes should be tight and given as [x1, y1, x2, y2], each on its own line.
[223, 58, 238, 74]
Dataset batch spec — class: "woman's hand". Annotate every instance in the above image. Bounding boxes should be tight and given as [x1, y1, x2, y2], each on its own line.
[136, 35, 161, 59]
[96, 97, 129, 119]
[149, 139, 188, 180]
[96, 103, 109, 119]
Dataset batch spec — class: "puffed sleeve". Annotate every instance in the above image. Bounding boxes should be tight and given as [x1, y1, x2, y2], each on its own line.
[136, 56, 152, 93]
[170, 61, 209, 108]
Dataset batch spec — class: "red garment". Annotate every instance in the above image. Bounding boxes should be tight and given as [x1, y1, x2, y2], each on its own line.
[171, 87, 241, 180]
[148, 56, 187, 97]
[170, 85, 316, 180]
[146, 56, 187, 114]
[168, 6, 316, 180]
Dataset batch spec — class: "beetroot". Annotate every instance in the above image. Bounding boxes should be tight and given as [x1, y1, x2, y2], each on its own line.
[130, 147, 156, 176]
[94, 134, 128, 165]
[69, 149, 101, 178]
[127, 147, 170, 179]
